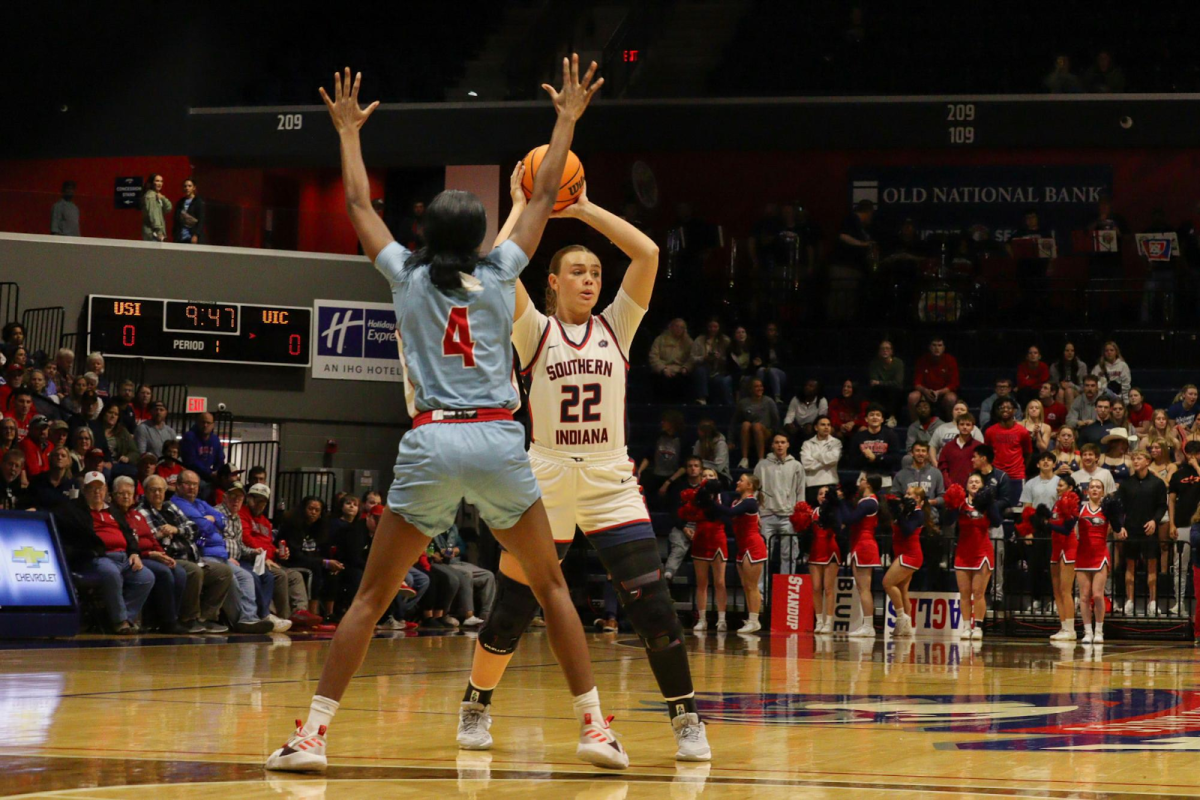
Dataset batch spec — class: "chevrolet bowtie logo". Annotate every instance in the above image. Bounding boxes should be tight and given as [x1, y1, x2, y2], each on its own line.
[13, 546, 49, 567]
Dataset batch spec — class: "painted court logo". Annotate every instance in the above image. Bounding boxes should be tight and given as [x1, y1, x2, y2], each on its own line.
[689, 689, 1200, 752]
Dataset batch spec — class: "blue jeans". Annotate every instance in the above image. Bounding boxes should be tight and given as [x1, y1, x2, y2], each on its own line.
[240, 558, 276, 619]
[81, 552, 155, 626]
[142, 558, 187, 625]
[756, 367, 787, 399]
[400, 568, 429, 618]
[209, 558, 260, 624]
[692, 366, 734, 404]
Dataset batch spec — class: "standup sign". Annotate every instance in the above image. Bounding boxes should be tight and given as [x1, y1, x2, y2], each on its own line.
[770, 574, 814, 632]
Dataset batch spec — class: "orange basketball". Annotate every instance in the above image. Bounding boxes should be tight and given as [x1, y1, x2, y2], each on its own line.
[521, 145, 584, 212]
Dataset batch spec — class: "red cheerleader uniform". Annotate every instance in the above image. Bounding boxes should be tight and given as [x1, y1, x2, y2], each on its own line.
[724, 495, 767, 564]
[892, 513, 924, 570]
[1049, 494, 1079, 565]
[809, 509, 842, 565]
[1074, 502, 1111, 572]
[844, 496, 882, 568]
[680, 486, 728, 562]
[953, 499, 995, 571]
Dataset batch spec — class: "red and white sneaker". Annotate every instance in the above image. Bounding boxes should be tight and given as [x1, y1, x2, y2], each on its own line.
[398, 582, 418, 599]
[576, 713, 629, 769]
[265, 719, 327, 772]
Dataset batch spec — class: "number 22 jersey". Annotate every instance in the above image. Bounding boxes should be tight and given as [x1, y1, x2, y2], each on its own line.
[513, 288, 645, 454]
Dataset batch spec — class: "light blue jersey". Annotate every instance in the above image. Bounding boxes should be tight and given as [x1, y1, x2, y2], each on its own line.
[374, 239, 528, 416]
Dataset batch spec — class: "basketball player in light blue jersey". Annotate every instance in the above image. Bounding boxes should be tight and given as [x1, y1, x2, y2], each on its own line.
[267, 57, 629, 772]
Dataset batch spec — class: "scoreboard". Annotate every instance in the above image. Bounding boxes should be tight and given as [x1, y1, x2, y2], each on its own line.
[87, 295, 312, 366]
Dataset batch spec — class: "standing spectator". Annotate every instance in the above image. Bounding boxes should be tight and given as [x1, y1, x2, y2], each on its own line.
[1008, 211, 1053, 316]
[866, 339, 905, 422]
[904, 399, 941, 451]
[1127, 387, 1154, 436]
[1072, 444, 1117, 496]
[175, 178, 205, 244]
[908, 337, 960, 421]
[730, 378, 780, 469]
[979, 378, 1023, 430]
[970, 445, 1011, 599]
[985, 398, 1033, 508]
[1038, 382, 1068, 432]
[141, 174, 172, 242]
[690, 318, 732, 405]
[847, 404, 901, 481]
[1092, 340, 1131, 402]
[647, 318, 692, 401]
[752, 322, 789, 403]
[636, 409, 684, 507]
[1101, 428, 1134, 487]
[1168, 443, 1200, 611]
[1052, 427, 1081, 477]
[894, 441, 945, 505]
[1049, 341, 1089, 407]
[938, 413, 981, 488]
[799, 416, 842, 504]
[50, 181, 81, 236]
[136, 401, 177, 458]
[1021, 399, 1054, 454]
[1082, 50, 1127, 93]
[1118, 451, 1168, 615]
[431, 524, 494, 626]
[1044, 54, 1082, 93]
[693, 419, 730, 481]
[755, 433, 805, 574]
[928, 401, 982, 460]
[181, 412, 225, 490]
[1169, 384, 1200, 441]
[783, 379, 827, 442]
[831, 199, 876, 319]
[829, 379, 866, 440]
[1016, 346, 1050, 407]
[1066, 375, 1103, 429]
[50, 472, 155, 633]
[1078, 397, 1116, 447]
[663, 456, 706, 580]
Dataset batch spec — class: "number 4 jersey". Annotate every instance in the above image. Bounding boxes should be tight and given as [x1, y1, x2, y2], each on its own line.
[513, 288, 645, 454]
[373, 239, 527, 417]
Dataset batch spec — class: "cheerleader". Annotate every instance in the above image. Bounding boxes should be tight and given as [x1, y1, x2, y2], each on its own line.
[883, 486, 932, 637]
[840, 474, 890, 638]
[1075, 479, 1126, 644]
[945, 475, 999, 640]
[709, 473, 768, 633]
[1047, 476, 1080, 642]
[681, 469, 729, 632]
[791, 487, 842, 634]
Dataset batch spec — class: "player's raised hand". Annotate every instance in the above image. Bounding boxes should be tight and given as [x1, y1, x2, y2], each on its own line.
[550, 183, 590, 219]
[319, 67, 380, 134]
[509, 161, 526, 208]
[542, 53, 603, 122]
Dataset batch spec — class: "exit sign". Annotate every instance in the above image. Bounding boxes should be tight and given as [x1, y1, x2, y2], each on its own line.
[622, 49, 639, 62]
[186, 396, 208, 414]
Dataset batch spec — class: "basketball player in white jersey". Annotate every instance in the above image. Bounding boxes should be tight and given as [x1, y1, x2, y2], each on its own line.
[457, 165, 711, 761]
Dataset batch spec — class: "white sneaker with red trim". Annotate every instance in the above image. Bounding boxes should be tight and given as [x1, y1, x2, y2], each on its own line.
[266, 719, 327, 772]
[576, 712, 629, 769]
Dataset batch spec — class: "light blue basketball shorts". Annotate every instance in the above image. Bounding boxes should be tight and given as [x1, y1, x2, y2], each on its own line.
[386, 419, 541, 536]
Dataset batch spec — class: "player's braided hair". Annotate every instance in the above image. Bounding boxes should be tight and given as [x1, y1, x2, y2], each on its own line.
[545, 244, 595, 315]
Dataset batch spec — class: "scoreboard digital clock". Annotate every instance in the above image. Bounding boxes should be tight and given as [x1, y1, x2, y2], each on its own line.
[87, 295, 312, 366]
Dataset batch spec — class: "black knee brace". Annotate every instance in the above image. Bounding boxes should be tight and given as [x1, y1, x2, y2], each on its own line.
[476, 572, 540, 656]
[598, 538, 683, 651]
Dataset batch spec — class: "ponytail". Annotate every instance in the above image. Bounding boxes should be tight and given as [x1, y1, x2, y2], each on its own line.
[412, 248, 483, 293]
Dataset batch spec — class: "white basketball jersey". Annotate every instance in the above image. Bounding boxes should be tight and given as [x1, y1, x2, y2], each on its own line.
[513, 289, 645, 454]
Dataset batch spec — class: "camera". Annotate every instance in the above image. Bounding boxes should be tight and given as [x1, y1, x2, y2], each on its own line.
[217, 402, 227, 412]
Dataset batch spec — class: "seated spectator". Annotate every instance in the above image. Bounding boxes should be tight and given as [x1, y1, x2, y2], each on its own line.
[1169, 384, 1200, 442]
[172, 469, 274, 633]
[42, 363, 61, 399]
[1082, 50, 1126, 94]
[894, 441, 945, 506]
[866, 339, 905, 422]
[47, 419, 69, 451]
[110, 475, 195, 634]
[1049, 342, 1089, 408]
[1141, 409, 1181, 459]
[219, 482, 289, 632]
[156, 439, 184, 493]
[60, 375, 89, 417]
[1016, 345, 1049, 407]
[278, 495, 341, 618]
[690, 318, 733, 405]
[784, 378, 827, 442]
[1052, 427, 1080, 477]
[134, 452, 157, 495]
[937, 413, 981, 488]
[85, 353, 110, 396]
[726, 326, 753, 395]
[66, 390, 102, 439]
[1071, 444, 1116, 495]
[647, 318, 693, 402]
[799, 416, 841, 504]
[50, 471, 155, 633]
[663, 457, 705, 580]
[181, 412, 225, 491]
[130, 384, 155, 426]
[1110, 400, 1134, 443]
[0, 364, 21, 411]
[1078, 397, 1116, 447]
[1, 321, 25, 350]
[328, 494, 359, 540]
[18, 415, 51, 480]
[0, 449, 31, 509]
[985, 398, 1033, 503]
[846, 404, 901, 481]
[908, 337, 960, 421]
[752, 322, 789, 402]
[829, 379, 867, 440]
[637, 409, 685, 508]
[1127, 387, 1154, 436]
[1021, 399, 1053, 454]
[431, 524, 494, 626]
[99, 402, 139, 467]
[1037, 382, 1068, 432]
[240, 482, 316, 627]
[29, 446, 75, 508]
[1092, 340, 1131, 402]
[5, 345, 28, 371]
[1044, 54, 1082, 94]
[1066, 375, 1103, 429]
[905, 399, 941, 451]
[53, 348, 75, 391]
[68, 426, 97, 475]
[979, 378, 1023, 430]
[139, 474, 231, 632]
[0, 417, 17, 458]
[5, 387, 36, 439]
[415, 546, 461, 629]
[338, 504, 418, 629]
[1101, 428, 1134, 486]
[109, 380, 136, 433]
[135, 401, 178, 458]
[359, 489, 381, 518]
[210, 463, 242, 505]
[693, 418, 730, 481]
[730, 378, 780, 469]
[26, 369, 62, 421]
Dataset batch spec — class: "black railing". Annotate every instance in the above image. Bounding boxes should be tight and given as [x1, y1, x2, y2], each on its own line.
[0, 282, 18, 336]
[59, 332, 80, 359]
[103, 357, 144, 391]
[19, 306, 64, 362]
[227, 440, 280, 489]
[152, 384, 189, 432]
[275, 470, 338, 519]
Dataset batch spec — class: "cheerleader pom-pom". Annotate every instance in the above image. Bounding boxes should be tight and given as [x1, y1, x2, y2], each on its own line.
[1055, 490, 1080, 519]
[943, 483, 967, 511]
[789, 501, 814, 531]
[1015, 506, 1037, 538]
